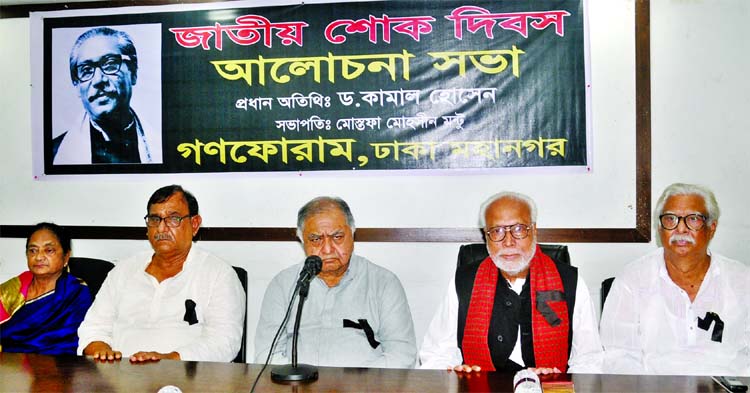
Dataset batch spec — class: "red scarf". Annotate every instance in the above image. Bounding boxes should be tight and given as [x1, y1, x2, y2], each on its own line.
[461, 245, 570, 372]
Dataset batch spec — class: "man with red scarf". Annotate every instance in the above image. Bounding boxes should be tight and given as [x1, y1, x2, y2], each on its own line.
[419, 192, 602, 374]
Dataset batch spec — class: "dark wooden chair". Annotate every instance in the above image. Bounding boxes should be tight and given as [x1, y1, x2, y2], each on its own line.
[232, 266, 248, 363]
[600, 277, 616, 312]
[67, 257, 115, 298]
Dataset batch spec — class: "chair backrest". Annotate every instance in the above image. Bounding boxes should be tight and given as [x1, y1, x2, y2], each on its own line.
[456, 243, 571, 269]
[231, 266, 248, 363]
[67, 257, 115, 298]
[600, 277, 615, 312]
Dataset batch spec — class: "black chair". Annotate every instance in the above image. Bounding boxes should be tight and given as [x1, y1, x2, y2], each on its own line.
[456, 243, 571, 269]
[67, 257, 115, 298]
[231, 266, 248, 364]
[600, 277, 615, 312]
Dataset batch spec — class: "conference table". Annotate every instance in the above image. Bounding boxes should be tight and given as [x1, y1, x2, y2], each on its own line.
[0, 352, 743, 392]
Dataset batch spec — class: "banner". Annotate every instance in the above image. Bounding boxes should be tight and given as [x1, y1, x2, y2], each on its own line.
[35, 0, 589, 175]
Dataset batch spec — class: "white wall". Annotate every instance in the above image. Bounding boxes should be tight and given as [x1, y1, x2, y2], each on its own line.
[1, 0, 749, 362]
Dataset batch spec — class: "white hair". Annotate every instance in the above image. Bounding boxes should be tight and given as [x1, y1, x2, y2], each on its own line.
[296, 196, 356, 241]
[478, 191, 537, 228]
[654, 183, 720, 227]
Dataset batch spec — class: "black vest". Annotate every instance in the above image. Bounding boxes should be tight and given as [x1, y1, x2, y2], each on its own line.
[455, 258, 577, 372]
[89, 120, 141, 164]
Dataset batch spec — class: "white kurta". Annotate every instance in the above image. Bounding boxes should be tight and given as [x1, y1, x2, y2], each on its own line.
[77, 247, 245, 362]
[600, 248, 750, 376]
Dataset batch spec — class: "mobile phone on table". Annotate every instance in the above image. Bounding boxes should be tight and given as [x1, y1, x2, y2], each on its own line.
[712, 376, 748, 393]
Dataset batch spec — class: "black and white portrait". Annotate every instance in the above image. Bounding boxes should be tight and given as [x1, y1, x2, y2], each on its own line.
[51, 24, 162, 165]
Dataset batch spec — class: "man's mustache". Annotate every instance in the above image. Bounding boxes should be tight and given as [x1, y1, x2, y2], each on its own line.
[154, 233, 173, 241]
[89, 90, 116, 102]
[499, 250, 522, 256]
[669, 233, 696, 245]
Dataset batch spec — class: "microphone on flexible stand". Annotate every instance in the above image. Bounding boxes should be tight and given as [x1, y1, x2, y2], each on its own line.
[271, 255, 322, 383]
[513, 369, 542, 393]
[295, 256, 320, 298]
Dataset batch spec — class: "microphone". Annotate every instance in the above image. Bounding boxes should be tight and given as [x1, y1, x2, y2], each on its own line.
[513, 369, 542, 393]
[270, 255, 322, 383]
[297, 255, 322, 297]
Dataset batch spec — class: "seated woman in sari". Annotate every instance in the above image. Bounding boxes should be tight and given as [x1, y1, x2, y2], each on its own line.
[0, 222, 93, 355]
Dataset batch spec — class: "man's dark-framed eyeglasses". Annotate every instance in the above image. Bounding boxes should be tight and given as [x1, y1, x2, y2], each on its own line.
[659, 213, 707, 231]
[75, 54, 131, 82]
[485, 224, 532, 242]
[144, 214, 191, 228]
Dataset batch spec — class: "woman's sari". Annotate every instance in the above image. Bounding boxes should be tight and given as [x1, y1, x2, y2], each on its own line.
[0, 271, 93, 355]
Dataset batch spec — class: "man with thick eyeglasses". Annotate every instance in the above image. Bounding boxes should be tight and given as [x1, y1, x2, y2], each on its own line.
[255, 196, 417, 368]
[420, 191, 602, 376]
[601, 183, 750, 375]
[53, 26, 157, 164]
[78, 185, 245, 363]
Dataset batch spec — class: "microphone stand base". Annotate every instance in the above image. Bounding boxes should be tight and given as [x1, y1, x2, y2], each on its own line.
[271, 364, 319, 383]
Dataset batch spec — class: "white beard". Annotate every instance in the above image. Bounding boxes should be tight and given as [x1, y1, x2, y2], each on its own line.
[488, 239, 537, 275]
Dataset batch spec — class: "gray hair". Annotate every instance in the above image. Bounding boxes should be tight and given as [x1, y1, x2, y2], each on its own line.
[69, 27, 138, 85]
[296, 196, 356, 240]
[655, 183, 720, 227]
[478, 191, 538, 228]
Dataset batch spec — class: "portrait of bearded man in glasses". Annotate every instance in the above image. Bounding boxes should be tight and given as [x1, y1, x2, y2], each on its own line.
[53, 26, 161, 165]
